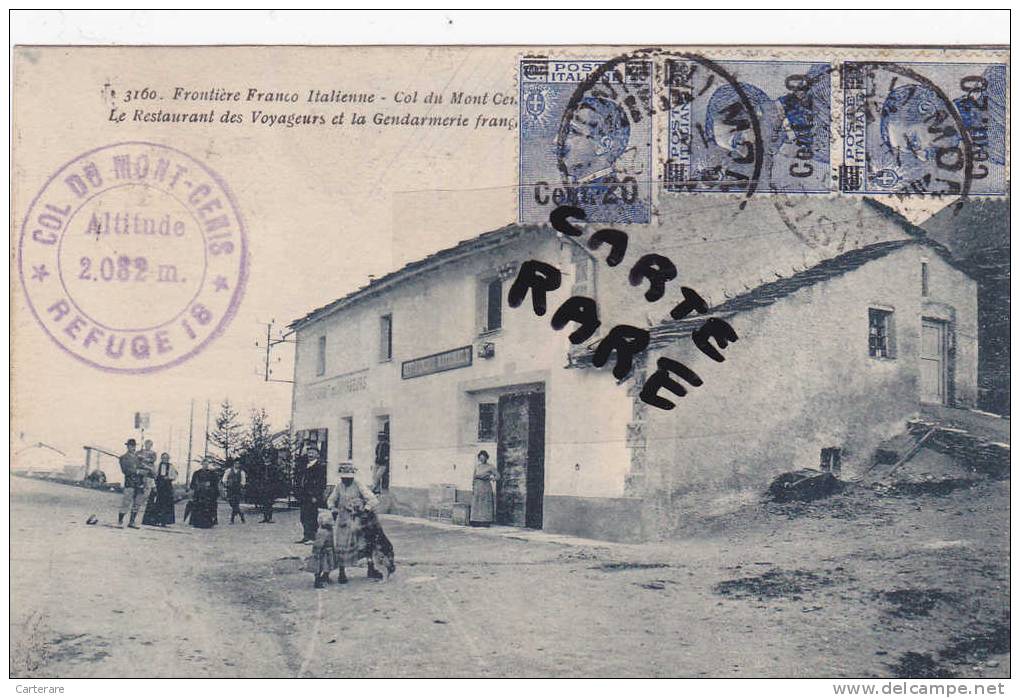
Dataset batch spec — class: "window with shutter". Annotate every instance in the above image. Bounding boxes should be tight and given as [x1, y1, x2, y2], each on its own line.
[341, 417, 353, 460]
[316, 335, 326, 376]
[379, 314, 392, 361]
[571, 245, 595, 298]
[486, 278, 503, 331]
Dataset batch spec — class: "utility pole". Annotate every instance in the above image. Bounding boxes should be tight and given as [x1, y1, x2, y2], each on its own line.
[204, 399, 211, 459]
[258, 320, 296, 384]
[265, 322, 272, 381]
[186, 399, 194, 484]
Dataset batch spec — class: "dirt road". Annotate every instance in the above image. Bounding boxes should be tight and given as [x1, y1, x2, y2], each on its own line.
[10, 475, 1009, 678]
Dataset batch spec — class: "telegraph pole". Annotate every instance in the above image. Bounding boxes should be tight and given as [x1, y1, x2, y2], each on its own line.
[265, 322, 272, 381]
[185, 399, 194, 484]
[204, 400, 211, 459]
[258, 320, 296, 384]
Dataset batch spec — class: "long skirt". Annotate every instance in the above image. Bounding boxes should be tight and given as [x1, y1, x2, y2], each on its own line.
[190, 496, 217, 528]
[470, 478, 495, 523]
[333, 510, 369, 566]
[333, 511, 395, 567]
[143, 478, 176, 526]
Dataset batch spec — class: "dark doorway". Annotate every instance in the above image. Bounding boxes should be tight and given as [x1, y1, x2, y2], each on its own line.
[375, 416, 390, 491]
[495, 391, 545, 529]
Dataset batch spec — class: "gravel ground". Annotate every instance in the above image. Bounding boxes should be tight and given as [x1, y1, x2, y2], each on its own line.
[10, 475, 1009, 678]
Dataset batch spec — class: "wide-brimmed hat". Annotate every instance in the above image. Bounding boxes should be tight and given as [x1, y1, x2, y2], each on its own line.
[338, 463, 357, 476]
[125, 438, 137, 447]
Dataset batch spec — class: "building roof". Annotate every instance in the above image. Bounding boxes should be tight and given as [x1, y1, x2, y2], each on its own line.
[289, 196, 966, 333]
[920, 197, 1010, 267]
[571, 235, 964, 365]
[289, 223, 549, 330]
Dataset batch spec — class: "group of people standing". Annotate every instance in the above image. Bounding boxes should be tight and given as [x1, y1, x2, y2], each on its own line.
[117, 438, 177, 528]
[185, 457, 249, 527]
[114, 434, 502, 590]
[116, 439, 261, 530]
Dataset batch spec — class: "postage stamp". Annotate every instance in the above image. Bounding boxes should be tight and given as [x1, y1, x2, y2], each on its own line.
[17, 141, 248, 373]
[664, 59, 832, 195]
[840, 61, 1007, 196]
[519, 57, 653, 224]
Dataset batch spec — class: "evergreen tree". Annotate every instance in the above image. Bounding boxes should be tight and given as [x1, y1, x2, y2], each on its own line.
[243, 407, 273, 464]
[276, 423, 295, 499]
[210, 399, 242, 466]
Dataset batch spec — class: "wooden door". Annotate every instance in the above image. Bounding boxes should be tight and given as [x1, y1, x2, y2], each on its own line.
[496, 392, 546, 528]
[524, 392, 546, 529]
[920, 319, 947, 405]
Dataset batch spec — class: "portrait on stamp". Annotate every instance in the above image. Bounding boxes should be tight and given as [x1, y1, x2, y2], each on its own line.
[9, 15, 1011, 683]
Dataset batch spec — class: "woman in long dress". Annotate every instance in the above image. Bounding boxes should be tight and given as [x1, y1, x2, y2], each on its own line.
[469, 450, 497, 527]
[326, 464, 395, 582]
[143, 453, 177, 526]
[189, 457, 219, 528]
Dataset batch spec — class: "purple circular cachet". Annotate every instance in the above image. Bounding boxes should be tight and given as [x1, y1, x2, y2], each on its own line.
[18, 141, 248, 373]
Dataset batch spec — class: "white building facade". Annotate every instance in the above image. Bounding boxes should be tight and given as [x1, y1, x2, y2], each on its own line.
[290, 200, 979, 542]
[289, 224, 640, 540]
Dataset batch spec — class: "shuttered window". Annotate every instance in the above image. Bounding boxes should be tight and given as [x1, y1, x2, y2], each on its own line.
[379, 314, 393, 361]
[486, 278, 503, 332]
[342, 417, 353, 460]
[316, 335, 326, 376]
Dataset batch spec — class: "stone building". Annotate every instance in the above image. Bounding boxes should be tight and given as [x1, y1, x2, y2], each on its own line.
[288, 196, 978, 541]
[921, 198, 1010, 415]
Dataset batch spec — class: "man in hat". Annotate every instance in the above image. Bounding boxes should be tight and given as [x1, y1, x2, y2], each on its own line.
[295, 444, 326, 544]
[221, 460, 247, 524]
[371, 429, 389, 495]
[117, 438, 147, 528]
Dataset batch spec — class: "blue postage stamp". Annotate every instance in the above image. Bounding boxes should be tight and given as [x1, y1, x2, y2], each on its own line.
[841, 61, 1007, 196]
[519, 58, 653, 224]
[664, 59, 832, 195]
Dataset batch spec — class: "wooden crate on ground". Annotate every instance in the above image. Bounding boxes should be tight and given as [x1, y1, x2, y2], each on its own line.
[451, 502, 470, 526]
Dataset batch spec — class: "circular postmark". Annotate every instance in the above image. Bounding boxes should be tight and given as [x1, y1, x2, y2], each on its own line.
[555, 50, 765, 214]
[839, 61, 974, 199]
[655, 52, 766, 199]
[18, 141, 248, 373]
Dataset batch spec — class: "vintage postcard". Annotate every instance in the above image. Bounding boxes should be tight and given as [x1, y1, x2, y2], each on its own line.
[9, 15, 1011, 684]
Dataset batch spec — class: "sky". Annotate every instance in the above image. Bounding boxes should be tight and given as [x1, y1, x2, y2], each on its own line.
[12, 46, 522, 467]
[11, 44, 982, 469]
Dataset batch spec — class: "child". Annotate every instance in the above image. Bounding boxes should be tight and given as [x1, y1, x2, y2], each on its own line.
[309, 509, 345, 588]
